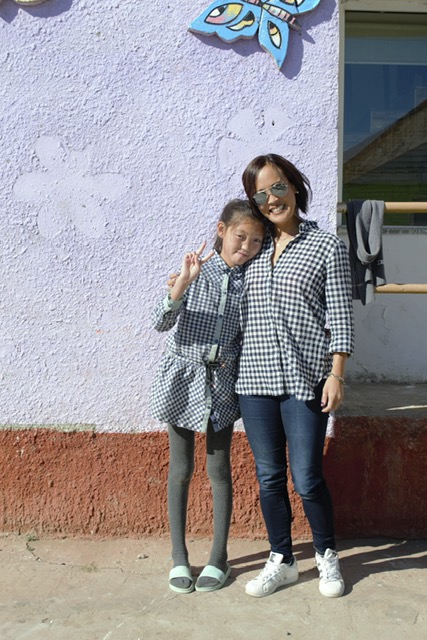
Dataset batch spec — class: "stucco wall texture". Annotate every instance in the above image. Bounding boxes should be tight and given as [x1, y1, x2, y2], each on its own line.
[1, 0, 340, 434]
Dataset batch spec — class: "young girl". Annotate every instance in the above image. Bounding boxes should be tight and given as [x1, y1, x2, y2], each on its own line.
[150, 200, 265, 594]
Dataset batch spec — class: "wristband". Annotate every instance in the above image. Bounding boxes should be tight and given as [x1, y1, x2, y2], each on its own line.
[328, 372, 345, 385]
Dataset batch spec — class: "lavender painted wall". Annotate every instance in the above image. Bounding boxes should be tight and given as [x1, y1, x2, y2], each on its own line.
[0, 0, 340, 432]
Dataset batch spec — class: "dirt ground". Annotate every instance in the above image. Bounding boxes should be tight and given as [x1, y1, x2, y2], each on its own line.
[0, 534, 425, 640]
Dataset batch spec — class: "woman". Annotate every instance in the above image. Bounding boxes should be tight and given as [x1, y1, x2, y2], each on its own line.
[237, 154, 354, 599]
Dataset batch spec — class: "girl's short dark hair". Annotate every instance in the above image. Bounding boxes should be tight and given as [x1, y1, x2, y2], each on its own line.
[214, 199, 265, 252]
[242, 154, 312, 216]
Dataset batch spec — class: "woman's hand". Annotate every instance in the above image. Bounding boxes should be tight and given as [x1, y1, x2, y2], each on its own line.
[321, 376, 344, 413]
[167, 272, 178, 289]
[321, 352, 348, 412]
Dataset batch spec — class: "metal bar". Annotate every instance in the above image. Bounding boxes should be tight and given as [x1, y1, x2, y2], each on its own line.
[375, 284, 427, 294]
[337, 202, 427, 214]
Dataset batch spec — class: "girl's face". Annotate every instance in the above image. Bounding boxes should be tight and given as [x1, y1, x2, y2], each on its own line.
[218, 218, 264, 267]
[254, 164, 298, 229]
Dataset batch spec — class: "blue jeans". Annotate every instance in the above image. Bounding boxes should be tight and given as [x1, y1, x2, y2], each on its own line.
[239, 384, 335, 558]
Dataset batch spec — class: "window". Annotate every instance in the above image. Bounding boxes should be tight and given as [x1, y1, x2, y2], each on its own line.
[343, 11, 427, 225]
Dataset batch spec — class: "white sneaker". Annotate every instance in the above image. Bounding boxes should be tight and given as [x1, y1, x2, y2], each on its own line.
[245, 552, 298, 598]
[315, 548, 345, 598]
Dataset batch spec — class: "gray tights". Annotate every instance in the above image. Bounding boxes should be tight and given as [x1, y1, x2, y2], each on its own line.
[167, 422, 233, 573]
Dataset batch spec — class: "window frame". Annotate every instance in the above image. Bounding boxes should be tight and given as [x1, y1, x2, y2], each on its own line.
[338, 0, 427, 222]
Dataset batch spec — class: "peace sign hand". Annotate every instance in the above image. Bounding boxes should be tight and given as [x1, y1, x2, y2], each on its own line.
[168, 242, 214, 302]
[179, 241, 214, 285]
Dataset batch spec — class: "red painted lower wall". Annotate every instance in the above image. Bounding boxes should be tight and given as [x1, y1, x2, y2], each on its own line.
[0, 416, 426, 539]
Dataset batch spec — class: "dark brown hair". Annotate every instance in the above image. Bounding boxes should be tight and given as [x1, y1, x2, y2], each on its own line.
[213, 199, 265, 252]
[242, 154, 312, 217]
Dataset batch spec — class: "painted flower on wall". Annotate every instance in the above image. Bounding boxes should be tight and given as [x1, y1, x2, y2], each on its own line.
[218, 107, 305, 175]
[189, 0, 322, 69]
[13, 136, 127, 239]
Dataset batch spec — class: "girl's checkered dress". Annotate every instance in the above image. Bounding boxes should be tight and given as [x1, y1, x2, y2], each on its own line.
[150, 252, 245, 433]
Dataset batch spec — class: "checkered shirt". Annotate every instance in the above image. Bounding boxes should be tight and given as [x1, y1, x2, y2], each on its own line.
[150, 252, 244, 432]
[236, 220, 355, 401]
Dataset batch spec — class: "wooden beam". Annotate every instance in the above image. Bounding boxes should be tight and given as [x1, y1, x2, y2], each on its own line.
[337, 202, 427, 214]
[375, 284, 427, 294]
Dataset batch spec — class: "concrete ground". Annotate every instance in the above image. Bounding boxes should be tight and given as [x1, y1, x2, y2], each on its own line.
[0, 534, 425, 640]
[338, 382, 427, 417]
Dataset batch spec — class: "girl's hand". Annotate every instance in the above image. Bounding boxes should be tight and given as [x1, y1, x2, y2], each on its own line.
[168, 242, 214, 301]
[321, 376, 344, 413]
[179, 241, 214, 286]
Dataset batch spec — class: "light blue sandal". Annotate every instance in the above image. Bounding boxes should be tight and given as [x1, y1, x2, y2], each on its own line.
[169, 565, 195, 594]
[195, 564, 231, 592]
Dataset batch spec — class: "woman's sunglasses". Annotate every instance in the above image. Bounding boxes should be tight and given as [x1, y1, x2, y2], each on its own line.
[252, 182, 289, 206]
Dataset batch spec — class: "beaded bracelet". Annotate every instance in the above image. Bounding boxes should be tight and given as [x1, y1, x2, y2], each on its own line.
[328, 372, 345, 385]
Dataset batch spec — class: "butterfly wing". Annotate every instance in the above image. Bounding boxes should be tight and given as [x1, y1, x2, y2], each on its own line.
[258, 10, 290, 69]
[188, 2, 262, 43]
[258, 0, 322, 68]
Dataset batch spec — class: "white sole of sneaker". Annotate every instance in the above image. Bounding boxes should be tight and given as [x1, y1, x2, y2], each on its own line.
[245, 574, 298, 598]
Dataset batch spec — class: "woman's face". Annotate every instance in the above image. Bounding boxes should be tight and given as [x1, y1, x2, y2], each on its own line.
[254, 164, 298, 230]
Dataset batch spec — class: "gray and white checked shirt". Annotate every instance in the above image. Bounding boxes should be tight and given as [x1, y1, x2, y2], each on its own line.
[150, 252, 245, 432]
[236, 220, 355, 401]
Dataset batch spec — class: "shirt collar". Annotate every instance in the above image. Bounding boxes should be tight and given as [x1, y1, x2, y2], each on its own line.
[209, 251, 245, 279]
[265, 219, 318, 245]
[299, 219, 318, 234]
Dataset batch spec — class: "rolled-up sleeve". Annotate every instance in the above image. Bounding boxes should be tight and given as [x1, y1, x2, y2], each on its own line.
[152, 293, 185, 333]
[325, 240, 355, 356]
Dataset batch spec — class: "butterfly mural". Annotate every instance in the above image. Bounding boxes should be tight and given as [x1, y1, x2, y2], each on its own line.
[188, 0, 322, 69]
